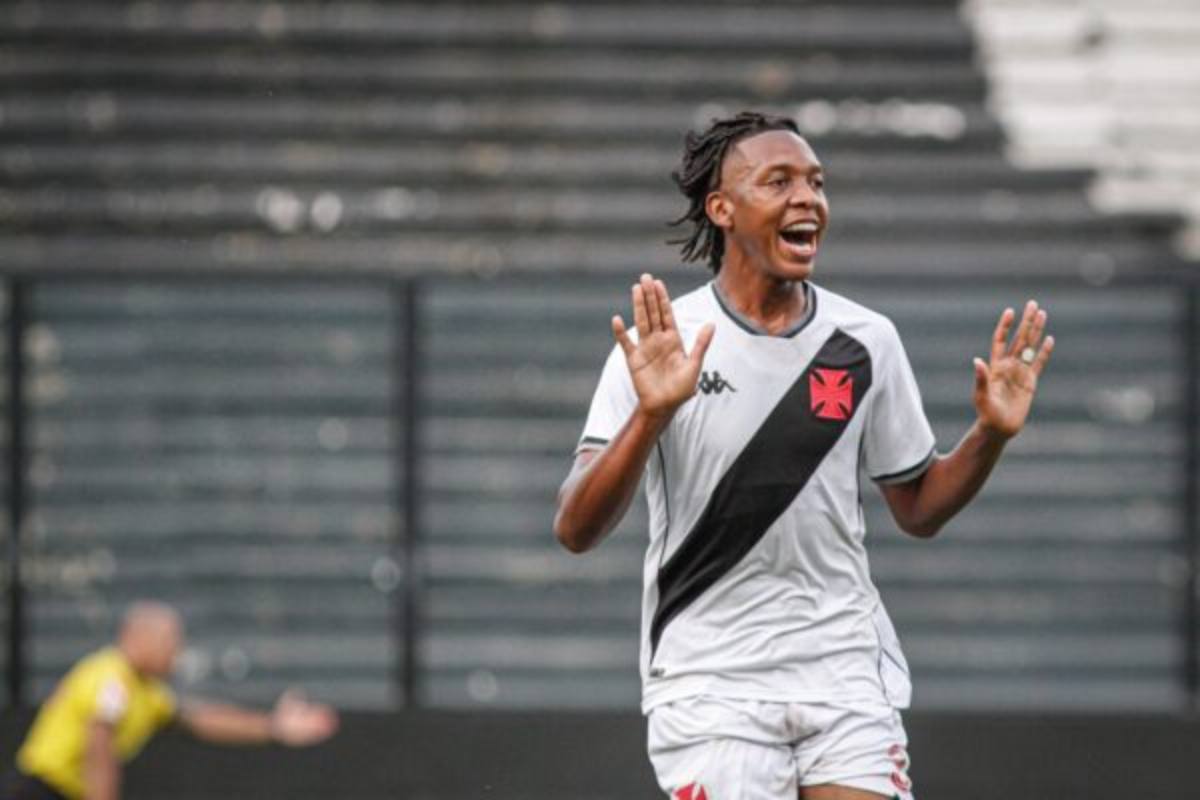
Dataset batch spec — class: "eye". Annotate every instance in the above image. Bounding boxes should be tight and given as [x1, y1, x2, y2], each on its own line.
[767, 176, 790, 189]
[811, 175, 826, 190]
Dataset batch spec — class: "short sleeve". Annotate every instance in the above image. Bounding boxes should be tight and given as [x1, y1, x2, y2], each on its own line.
[576, 344, 637, 453]
[863, 323, 937, 484]
[94, 677, 129, 724]
[73, 663, 129, 725]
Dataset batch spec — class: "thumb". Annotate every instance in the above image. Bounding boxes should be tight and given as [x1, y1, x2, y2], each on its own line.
[688, 323, 716, 369]
[274, 688, 306, 716]
[278, 687, 302, 705]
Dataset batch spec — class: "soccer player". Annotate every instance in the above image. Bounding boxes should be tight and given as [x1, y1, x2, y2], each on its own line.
[3, 601, 338, 800]
[554, 111, 1054, 800]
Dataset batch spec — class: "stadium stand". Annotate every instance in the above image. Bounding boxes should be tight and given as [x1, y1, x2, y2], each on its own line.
[22, 284, 399, 708]
[0, 0, 1194, 719]
[965, 0, 1200, 256]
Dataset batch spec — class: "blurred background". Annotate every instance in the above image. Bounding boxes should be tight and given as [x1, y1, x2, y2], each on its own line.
[0, 0, 1197, 797]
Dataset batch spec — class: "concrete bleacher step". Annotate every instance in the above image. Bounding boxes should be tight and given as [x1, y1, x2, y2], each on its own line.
[0, 233, 1182, 278]
[2, 2, 975, 53]
[2, 143, 1095, 191]
[2, 47, 988, 101]
[0, 95, 1009, 147]
[4, 187, 1175, 239]
[2, 149, 1061, 192]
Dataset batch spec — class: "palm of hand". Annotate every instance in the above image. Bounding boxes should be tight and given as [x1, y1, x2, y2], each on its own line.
[628, 328, 700, 414]
[974, 301, 1054, 439]
[976, 357, 1037, 438]
[273, 692, 336, 745]
[613, 275, 715, 419]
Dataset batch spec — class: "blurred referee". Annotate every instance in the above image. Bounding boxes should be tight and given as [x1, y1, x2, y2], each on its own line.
[2, 601, 338, 800]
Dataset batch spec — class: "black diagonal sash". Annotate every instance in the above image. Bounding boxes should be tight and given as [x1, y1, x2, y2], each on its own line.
[650, 329, 872, 654]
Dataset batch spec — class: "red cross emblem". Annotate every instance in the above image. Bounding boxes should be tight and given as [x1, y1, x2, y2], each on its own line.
[674, 783, 709, 800]
[810, 368, 853, 420]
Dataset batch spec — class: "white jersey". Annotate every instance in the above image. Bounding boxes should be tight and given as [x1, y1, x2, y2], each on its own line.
[578, 280, 937, 714]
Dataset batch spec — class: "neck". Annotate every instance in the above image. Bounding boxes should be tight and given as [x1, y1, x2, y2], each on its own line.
[117, 642, 152, 678]
[715, 258, 808, 336]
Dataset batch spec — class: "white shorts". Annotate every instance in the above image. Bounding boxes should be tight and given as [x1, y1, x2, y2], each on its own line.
[647, 695, 914, 800]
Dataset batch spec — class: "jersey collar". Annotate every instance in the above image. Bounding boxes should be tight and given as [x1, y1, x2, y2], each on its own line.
[710, 280, 818, 339]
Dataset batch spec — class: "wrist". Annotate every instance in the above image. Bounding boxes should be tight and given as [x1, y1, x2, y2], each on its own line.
[632, 404, 676, 434]
[974, 417, 1013, 445]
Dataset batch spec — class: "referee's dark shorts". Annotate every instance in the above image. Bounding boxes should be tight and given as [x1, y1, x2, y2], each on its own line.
[0, 770, 67, 800]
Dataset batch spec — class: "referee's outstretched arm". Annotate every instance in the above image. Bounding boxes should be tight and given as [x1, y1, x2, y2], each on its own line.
[7, 602, 338, 800]
[176, 689, 338, 746]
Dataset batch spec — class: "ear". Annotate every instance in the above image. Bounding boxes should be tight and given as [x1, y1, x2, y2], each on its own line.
[705, 190, 734, 232]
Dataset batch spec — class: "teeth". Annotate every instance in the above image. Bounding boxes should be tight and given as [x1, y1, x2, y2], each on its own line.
[782, 222, 818, 233]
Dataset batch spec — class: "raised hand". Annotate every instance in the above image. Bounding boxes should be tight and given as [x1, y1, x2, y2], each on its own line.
[270, 689, 339, 746]
[612, 273, 715, 420]
[973, 300, 1055, 439]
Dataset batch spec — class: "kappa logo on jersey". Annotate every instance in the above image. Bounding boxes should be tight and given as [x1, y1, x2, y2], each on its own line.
[674, 783, 709, 800]
[698, 371, 737, 395]
[810, 367, 853, 420]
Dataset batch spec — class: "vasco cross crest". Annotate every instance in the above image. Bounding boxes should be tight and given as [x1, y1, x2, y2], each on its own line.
[810, 368, 853, 420]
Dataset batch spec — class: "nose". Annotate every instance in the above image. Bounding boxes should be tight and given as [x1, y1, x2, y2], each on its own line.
[788, 181, 817, 208]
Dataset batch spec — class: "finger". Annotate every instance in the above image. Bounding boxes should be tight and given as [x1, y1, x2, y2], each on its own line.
[641, 273, 662, 331]
[972, 357, 988, 396]
[1007, 300, 1038, 356]
[688, 323, 716, 370]
[1027, 308, 1047, 350]
[655, 279, 677, 332]
[990, 308, 1014, 363]
[632, 283, 649, 337]
[611, 315, 635, 356]
[1031, 334, 1055, 377]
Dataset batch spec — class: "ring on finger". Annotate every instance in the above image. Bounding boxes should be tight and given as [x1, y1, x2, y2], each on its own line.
[1020, 346, 1036, 365]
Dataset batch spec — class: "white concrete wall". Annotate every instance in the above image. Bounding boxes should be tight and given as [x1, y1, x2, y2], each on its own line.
[963, 0, 1200, 257]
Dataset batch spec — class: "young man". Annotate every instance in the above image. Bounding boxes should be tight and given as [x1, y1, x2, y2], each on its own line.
[554, 112, 1054, 800]
[3, 601, 338, 800]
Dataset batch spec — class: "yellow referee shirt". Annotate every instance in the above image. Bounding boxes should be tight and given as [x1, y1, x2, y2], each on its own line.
[16, 647, 177, 799]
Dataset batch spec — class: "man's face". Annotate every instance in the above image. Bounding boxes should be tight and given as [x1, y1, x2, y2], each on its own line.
[708, 129, 829, 280]
[146, 620, 183, 678]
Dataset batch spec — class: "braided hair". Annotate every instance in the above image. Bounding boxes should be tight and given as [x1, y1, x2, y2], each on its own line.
[668, 110, 802, 273]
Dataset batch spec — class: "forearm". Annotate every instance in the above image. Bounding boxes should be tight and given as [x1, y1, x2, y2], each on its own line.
[180, 702, 273, 745]
[554, 407, 669, 553]
[84, 725, 120, 800]
[892, 420, 1009, 537]
[83, 761, 120, 800]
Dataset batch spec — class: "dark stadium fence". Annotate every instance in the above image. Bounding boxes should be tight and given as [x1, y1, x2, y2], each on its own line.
[0, 268, 1198, 717]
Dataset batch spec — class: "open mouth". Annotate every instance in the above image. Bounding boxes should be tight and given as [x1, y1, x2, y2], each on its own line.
[779, 221, 820, 258]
